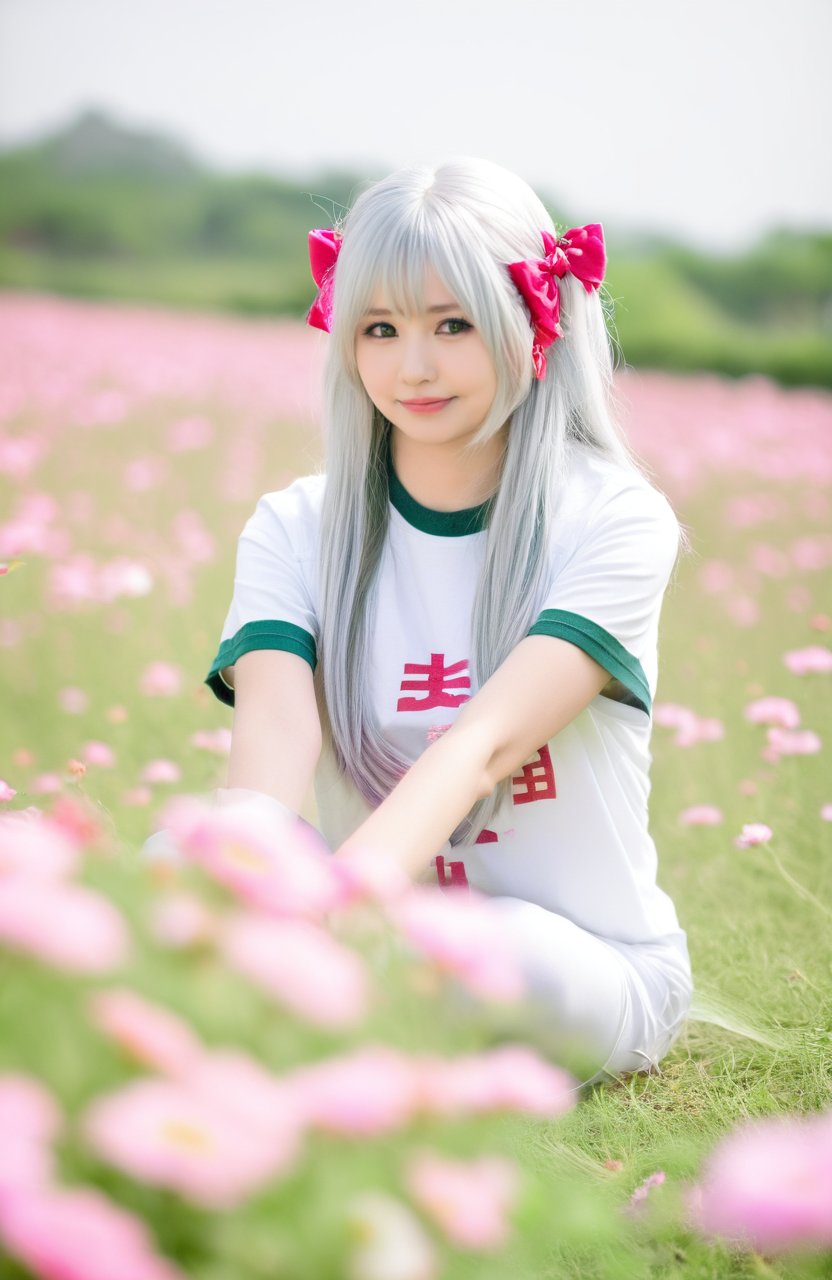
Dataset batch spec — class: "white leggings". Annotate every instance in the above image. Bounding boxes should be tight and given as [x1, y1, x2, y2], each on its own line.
[455, 895, 693, 1088]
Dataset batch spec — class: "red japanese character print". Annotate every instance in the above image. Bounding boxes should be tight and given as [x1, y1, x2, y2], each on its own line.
[512, 744, 556, 805]
[435, 856, 470, 890]
[397, 654, 471, 712]
[474, 828, 498, 844]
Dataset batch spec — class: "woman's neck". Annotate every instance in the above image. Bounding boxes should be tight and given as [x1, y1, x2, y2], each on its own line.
[389, 424, 508, 512]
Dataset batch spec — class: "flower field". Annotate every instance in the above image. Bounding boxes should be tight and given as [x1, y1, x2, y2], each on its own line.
[0, 290, 830, 1279]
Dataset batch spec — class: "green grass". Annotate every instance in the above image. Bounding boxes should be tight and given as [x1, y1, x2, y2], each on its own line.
[1, 370, 830, 1278]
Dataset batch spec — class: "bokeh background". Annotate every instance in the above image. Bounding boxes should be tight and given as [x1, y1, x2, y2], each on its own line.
[1, 4, 831, 1277]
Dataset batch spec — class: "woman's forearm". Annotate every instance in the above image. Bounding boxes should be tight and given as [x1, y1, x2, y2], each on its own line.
[333, 720, 492, 881]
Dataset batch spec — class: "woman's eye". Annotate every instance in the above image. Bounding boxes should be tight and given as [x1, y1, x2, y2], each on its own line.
[440, 318, 472, 335]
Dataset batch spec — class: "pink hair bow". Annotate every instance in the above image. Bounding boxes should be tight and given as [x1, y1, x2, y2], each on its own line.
[306, 227, 343, 333]
[507, 223, 606, 379]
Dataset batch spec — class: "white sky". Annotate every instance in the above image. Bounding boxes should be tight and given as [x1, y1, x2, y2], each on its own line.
[1, 0, 830, 252]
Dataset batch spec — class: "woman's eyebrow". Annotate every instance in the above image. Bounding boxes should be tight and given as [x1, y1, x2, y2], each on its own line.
[364, 303, 462, 317]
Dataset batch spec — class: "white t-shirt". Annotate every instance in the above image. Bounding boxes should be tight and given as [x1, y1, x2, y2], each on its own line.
[206, 440, 686, 947]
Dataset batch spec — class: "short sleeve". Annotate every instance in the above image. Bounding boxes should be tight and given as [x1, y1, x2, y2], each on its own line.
[527, 481, 680, 717]
[204, 487, 319, 708]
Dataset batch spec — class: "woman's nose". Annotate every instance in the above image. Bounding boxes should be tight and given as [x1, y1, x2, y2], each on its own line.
[399, 336, 437, 383]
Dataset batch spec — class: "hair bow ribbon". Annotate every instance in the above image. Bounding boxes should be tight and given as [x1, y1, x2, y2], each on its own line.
[507, 223, 606, 378]
[306, 228, 343, 333]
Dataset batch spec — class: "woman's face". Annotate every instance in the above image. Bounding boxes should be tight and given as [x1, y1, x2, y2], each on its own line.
[354, 265, 498, 450]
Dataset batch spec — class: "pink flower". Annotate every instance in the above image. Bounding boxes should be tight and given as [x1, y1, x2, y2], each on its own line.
[744, 696, 801, 729]
[417, 1044, 577, 1118]
[148, 893, 217, 949]
[58, 687, 88, 714]
[168, 415, 213, 452]
[765, 727, 822, 757]
[387, 887, 526, 1003]
[0, 1185, 186, 1280]
[82, 1076, 300, 1209]
[0, 879, 129, 971]
[653, 704, 724, 746]
[87, 989, 203, 1076]
[679, 805, 724, 826]
[139, 759, 182, 785]
[734, 823, 773, 848]
[82, 741, 115, 768]
[626, 1169, 666, 1215]
[0, 1137, 55, 1199]
[0, 810, 80, 881]
[189, 728, 232, 755]
[404, 1149, 522, 1251]
[0, 780, 16, 802]
[288, 1046, 421, 1136]
[783, 646, 832, 675]
[139, 663, 182, 697]
[0, 1075, 62, 1143]
[161, 793, 341, 918]
[821, 804, 832, 822]
[686, 1110, 832, 1253]
[183, 1050, 299, 1143]
[220, 911, 370, 1029]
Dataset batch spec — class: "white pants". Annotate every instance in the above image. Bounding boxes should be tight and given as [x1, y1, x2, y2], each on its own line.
[146, 790, 693, 1087]
[457, 895, 693, 1088]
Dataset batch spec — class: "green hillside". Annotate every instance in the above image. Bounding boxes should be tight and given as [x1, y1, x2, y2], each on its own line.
[1, 109, 830, 387]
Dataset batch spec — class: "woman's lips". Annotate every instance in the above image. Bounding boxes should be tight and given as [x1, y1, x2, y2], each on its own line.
[399, 398, 454, 413]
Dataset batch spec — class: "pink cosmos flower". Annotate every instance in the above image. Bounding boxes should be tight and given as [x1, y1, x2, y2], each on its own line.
[160, 793, 341, 918]
[653, 704, 724, 746]
[0, 1075, 62, 1143]
[0, 878, 129, 971]
[416, 1044, 578, 1118]
[783, 646, 832, 675]
[31, 773, 63, 794]
[821, 804, 832, 822]
[734, 823, 773, 848]
[81, 741, 115, 768]
[0, 780, 15, 802]
[0, 1137, 55, 1199]
[87, 989, 203, 1077]
[765, 727, 822, 757]
[189, 727, 232, 755]
[288, 1045, 421, 1136]
[679, 805, 724, 826]
[183, 1050, 304, 1170]
[0, 1185, 186, 1280]
[82, 1076, 300, 1209]
[404, 1149, 522, 1251]
[168, 415, 213, 452]
[139, 759, 182, 785]
[220, 911, 370, 1029]
[0, 810, 80, 880]
[58, 687, 88, 714]
[387, 886, 526, 1003]
[123, 787, 153, 806]
[744, 696, 801, 729]
[626, 1169, 666, 1215]
[139, 662, 182, 697]
[148, 893, 218, 949]
[686, 1110, 832, 1253]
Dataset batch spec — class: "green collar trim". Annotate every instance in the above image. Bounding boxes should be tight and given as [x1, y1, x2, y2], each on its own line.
[386, 442, 491, 537]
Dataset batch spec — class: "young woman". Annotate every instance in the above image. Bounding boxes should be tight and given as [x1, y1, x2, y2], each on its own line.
[203, 156, 693, 1086]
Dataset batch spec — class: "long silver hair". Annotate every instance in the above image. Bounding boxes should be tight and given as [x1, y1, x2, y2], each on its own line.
[314, 155, 683, 845]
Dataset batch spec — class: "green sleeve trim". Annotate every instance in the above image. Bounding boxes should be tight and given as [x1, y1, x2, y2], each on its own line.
[204, 620, 317, 708]
[527, 608, 651, 716]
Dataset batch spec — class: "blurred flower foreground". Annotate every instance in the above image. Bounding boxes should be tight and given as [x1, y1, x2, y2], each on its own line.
[1, 792, 831, 1279]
